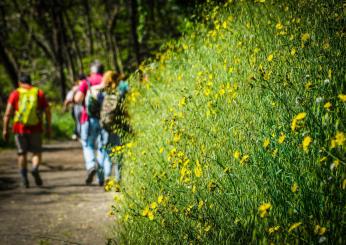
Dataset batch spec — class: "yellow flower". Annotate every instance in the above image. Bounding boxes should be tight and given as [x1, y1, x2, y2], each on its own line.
[290, 48, 297, 56]
[179, 97, 186, 107]
[258, 202, 271, 218]
[302, 136, 313, 152]
[275, 22, 283, 30]
[278, 133, 286, 144]
[142, 205, 150, 217]
[194, 160, 203, 177]
[267, 54, 274, 62]
[291, 112, 307, 131]
[268, 226, 280, 234]
[263, 138, 270, 149]
[158, 195, 164, 204]
[204, 224, 212, 232]
[240, 154, 249, 165]
[331, 159, 340, 170]
[338, 94, 346, 102]
[301, 33, 310, 42]
[314, 225, 327, 235]
[233, 150, 240, 159]
[148, 210, 154, 220]
[150, 202, 158, 210]
[305, 81, 313, 90]
[342, 179, 346, 190]
[324, 102, 332, 110]
[207, 181, 217, 192]
[334, 131, 345, 146]
[173, 133, 181, 143]
[198, 200, 204, 210]
[291, 182, 299, 193]
[288, 222, 302, 232]
[159, 147, 164, 153]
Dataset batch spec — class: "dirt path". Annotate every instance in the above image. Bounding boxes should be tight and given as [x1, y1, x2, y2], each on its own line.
[0, 141, 117, 245]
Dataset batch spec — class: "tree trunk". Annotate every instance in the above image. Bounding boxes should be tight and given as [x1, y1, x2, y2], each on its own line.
[0, 38, 18, 88]
[129, 0, 141, 68]
[83, 0, 94, 55]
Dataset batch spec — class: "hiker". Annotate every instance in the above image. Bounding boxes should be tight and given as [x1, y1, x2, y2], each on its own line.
[63, 73, 85, 140]
[97, 71, 129, 187]
[74, 60, 104, 185]
[2, 74, 51, 188]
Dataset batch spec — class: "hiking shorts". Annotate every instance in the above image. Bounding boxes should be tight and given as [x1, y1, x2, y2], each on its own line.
[15, 133, 42, 155]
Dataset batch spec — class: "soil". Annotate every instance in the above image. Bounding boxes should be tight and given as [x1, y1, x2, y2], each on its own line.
[0, 141, 118, 245]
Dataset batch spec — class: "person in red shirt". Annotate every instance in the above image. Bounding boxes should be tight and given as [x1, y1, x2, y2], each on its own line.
[74, 61, 104, 185]
[2, 75, 51, 188]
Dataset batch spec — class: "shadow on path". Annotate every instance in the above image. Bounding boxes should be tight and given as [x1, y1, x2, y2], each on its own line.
[0, 141, 116, 245]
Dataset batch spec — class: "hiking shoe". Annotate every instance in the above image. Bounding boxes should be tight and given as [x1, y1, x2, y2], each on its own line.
[85, 167, 96, 185]
[21, 176, 30, 188]
[31, 170, 43, 186]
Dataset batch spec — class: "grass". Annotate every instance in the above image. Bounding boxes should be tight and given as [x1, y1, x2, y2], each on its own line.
[108, 0, 345, 243]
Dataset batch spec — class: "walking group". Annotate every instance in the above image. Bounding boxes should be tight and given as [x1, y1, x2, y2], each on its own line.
[2, 60, 129, 190]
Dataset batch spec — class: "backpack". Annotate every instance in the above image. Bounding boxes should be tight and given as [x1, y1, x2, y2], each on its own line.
[100, 91, 124, 132]
[85, 79, 102, 118]
[14, 87, 40, 126]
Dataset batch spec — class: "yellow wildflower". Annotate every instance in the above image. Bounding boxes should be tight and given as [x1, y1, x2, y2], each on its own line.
[275, 22, 283, 30]
[150, 202, 158, 210]
[258, 202, 271, 218]
[324, 102, 332, 110]
[148, 210, 154, 220]
[268, 226, 280, 234]
[291, 182, 299, 193]
[233, 150, 240, 159]
[342, 179, 346, 190]
[338, 94, 346, 102]
[288, 222, 302, 232]
[142, 205, 150, 217]
[305, 81, 313, 90]
[240, 154, 249, 165]
[314, 225, 327, 235]
[159, 147, 164, 153]
[173, 133, 181, 143]
[207, 181, 217, 192]
[302, 136, 313, 152]
[331, 159, 340, 170]
[204, 224, 212, 232]
[158, 195, 164, 204]
[290, 47, 297, 56]
[179, 97, 186, 107]
[267, 54, 274, 62]
[263, 138, 270, 149]
[301, 33, 310, 42]
[278, 133, 286, 144]
[335, 131, 345, 146]
[198, 200, 204, 210]
[291, 112, 307, 131]
[194, 160, 203, 177]
[272, 148, 278, 157]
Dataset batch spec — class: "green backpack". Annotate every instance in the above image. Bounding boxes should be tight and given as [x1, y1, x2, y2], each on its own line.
[14, 87, 40, 126]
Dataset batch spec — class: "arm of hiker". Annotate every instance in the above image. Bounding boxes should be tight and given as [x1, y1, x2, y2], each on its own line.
[74, 91, 85, 104]
[2, 103, 13, 141]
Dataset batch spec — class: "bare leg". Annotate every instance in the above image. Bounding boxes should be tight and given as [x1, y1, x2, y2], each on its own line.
[31, 153, 43, 186]
[18, 154, 29, 188]
[32, 153, 41, 169]
[18, 154, 28, 169]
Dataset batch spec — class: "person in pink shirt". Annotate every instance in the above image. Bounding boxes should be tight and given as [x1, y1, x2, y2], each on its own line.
[74, 61, 104, 185]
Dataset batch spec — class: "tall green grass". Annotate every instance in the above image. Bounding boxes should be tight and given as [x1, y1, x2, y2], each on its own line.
[111, 0, 345, 243]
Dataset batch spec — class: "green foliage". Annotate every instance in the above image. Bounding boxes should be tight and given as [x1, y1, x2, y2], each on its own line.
[110, 0, 345, 243]
[51, 104, 75, 140]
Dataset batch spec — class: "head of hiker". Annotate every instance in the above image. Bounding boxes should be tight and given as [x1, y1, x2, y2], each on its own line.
[19, 74, 32, 86]
[102, 71, 124, 90]
[90, 60, 104, 75]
